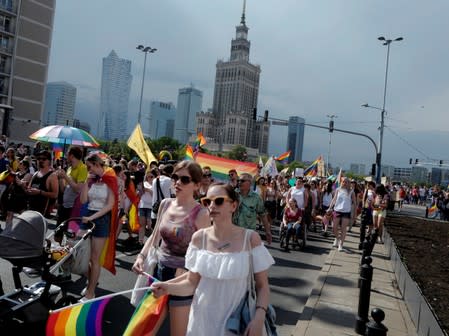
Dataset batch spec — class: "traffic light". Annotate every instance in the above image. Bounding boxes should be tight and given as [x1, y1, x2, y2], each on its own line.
[409, 158, 412, 165]
[371, 163, 376, 176]
[264, 110, 268, 122]
[252, 108, 257, 120]
[415, 159, 419, 164]
[329, 120, 334, 133]
[440, 160, 443, 165]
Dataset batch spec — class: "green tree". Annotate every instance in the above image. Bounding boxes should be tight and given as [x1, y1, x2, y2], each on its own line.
[149, 137, 182, 160]
[227, 145, 247, 161]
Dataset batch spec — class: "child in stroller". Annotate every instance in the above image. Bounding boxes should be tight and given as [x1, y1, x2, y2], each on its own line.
[0, 210, 94, 333]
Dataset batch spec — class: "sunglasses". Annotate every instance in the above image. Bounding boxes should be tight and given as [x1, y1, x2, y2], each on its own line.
[238, 179, 250, 184]
[172, 173, 192, 185]
[201, 196, 233, 207]
[203, 174, 212, 178]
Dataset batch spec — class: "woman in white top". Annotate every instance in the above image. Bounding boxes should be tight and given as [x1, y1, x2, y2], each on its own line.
[80, 154, 118, 301]
[151, 183, 275, 336]
[137, 169, 155, 246]
[328, 177, 355, 251]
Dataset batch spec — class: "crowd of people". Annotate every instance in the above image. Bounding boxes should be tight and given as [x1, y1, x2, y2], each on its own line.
[1, 138, 449, 334]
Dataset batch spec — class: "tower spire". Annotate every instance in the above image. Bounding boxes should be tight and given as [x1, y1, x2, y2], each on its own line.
[241, 0, 246, 25]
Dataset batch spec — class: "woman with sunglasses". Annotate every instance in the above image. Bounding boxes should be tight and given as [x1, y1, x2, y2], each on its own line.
[133, 160, 210, 336]
[151, 182, 274, 336]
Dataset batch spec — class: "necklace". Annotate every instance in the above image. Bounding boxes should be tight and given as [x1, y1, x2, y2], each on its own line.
[214, 229, 241, 251]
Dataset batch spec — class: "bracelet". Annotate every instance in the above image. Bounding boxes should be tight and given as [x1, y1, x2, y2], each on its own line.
[256, 306, 267, 313]
[137, 253, 147, 259]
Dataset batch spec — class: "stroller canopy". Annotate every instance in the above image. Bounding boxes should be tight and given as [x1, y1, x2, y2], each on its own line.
[0, 211, 47, 259]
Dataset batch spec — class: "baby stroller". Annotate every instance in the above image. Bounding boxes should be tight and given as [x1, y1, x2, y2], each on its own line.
[279, 222, 307, 251]
[0, 211, 94, 333]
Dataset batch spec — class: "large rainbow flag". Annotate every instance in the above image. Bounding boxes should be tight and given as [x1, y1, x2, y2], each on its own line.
[195, 152, 258, 181]
[275, 150, 291, 163]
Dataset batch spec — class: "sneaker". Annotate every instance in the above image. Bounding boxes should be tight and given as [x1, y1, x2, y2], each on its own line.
[81, 286, 87, 296]
[338, 243, 344, 252]
[78, 295, 95, 303]
[332, 238, 338, 247]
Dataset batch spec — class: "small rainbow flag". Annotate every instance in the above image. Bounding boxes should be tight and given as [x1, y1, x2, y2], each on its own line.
[275, 150, 291, 163]
[46, 297, 111, 336]
[304, 156, 322, 177]
[185, 144, 195, 161]
[125, 180, 140, 233]
[123, 275, 168, 336]
[195, 132, 206, 148]
[195, 152, 258, 181]
[428, 204, 437, 216]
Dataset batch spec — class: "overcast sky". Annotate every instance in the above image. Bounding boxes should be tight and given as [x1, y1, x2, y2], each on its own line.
[47, 0, 449, 170]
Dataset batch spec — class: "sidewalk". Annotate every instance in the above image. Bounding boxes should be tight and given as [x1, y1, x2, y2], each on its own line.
[292, 225, 417, 336]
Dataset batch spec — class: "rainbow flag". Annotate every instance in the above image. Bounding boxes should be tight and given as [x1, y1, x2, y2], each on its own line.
[194, 132, 206, 148]
[275, 150, 291, 163]
[52, 143, 64, 159]
[123, 292, 168, 336]
[195, 152, 258, 181]
[428, 204, 437, 216]
[185, 144, 195, 161]
[304, 156, 322, 177]
[125, 180, 140, 233]
[46, 297, 111, 336]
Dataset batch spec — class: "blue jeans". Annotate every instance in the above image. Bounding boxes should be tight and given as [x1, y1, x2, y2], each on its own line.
[286, 222, 301, 245]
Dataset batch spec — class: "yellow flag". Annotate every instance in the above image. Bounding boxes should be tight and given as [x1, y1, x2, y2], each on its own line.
[127, 124, 157, 165]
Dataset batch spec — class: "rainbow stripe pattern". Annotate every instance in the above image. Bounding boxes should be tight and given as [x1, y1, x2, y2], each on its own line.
[185, 144, 195, 161]
[46, 297, 110, 336]
[275, 150, 291, 162]
[304, 156, 322, 177]
[123, 290, 168, 336]
[195, 152, 258, 181]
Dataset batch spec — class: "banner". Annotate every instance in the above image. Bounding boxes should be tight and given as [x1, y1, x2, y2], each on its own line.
[127, 124, 157, 165]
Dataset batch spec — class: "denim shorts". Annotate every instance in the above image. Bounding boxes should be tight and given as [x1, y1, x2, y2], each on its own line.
[154, 262, 193, 306]
[335, 211, 351, 219]
[139, 208, 152, 219]
[82, 210, 110, 238]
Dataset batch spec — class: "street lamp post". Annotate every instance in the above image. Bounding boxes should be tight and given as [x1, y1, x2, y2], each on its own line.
[326, 114, 337, 175]
[364, 36, 402, 184]
[136, 45, 157, 124]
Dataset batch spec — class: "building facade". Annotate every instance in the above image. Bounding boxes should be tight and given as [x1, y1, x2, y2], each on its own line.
[148, 101, 176, 140]
[349, 163, 366, 176]
[98, 50, 132, 140]
[43, 81, 76, 126]
[0, 0, 56, 143]
[287, 116, 305, 162]
[174, 86, 202, 144]
[196, 2, 269, 154]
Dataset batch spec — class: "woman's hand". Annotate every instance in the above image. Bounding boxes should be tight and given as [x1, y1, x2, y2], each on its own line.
[82, 216, 93, 224]
[244, 313, 264, 336]
[150, 282, 169, 298]
[131, 254, 145, 274]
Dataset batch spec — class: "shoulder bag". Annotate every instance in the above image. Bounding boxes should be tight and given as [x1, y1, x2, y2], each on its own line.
[226, 230, 278, 336]
[152, 177, 164, 214]
[131, 199, 169, 306]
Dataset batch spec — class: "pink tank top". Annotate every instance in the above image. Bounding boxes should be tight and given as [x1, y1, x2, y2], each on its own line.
[158, 202, 202, 268]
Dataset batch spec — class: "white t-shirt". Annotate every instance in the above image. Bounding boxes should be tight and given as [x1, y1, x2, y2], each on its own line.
[139, 181, 153, 209]
[290, 187, 305, 209]
[151, 175, 173, 217]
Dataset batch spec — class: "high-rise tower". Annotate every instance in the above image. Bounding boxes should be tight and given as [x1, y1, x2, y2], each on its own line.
[98, 50, 132, 140]
[200, 0, 269, 155]
[43, 81, 76, 126]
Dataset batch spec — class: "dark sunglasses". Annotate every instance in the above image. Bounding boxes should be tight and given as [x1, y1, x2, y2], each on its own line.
[238, 179, 250, 184]
[172, 173, 192, 185]
[203, 174, 212, 178]
[201, 196, 233, 207]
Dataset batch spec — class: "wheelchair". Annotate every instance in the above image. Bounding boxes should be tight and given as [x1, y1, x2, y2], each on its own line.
[279, 222, 307, 251]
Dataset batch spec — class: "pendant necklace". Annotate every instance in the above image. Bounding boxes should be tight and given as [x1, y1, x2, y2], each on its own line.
[215, 230, 240, 251]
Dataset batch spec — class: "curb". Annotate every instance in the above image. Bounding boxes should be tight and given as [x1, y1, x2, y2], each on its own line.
[290, 247, 337, 336]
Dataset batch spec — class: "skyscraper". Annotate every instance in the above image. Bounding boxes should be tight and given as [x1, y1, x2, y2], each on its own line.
[149, 101, 176, 140]
[197, 1, 269, 155]
[0, 0, 56, 142]
[98, 50, 132, 140]
[175, 86, 202, 144]
[288, 116, 305, 162]
[43, 81, 76, 126]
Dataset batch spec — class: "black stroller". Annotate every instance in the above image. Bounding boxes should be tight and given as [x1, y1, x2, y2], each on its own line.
[0, 211, 94, 332]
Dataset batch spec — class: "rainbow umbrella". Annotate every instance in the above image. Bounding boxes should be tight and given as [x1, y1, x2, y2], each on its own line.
[29, 125, 100, 148]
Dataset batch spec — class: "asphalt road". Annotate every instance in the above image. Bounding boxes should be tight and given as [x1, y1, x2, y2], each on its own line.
[0, 220, 332, 335]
